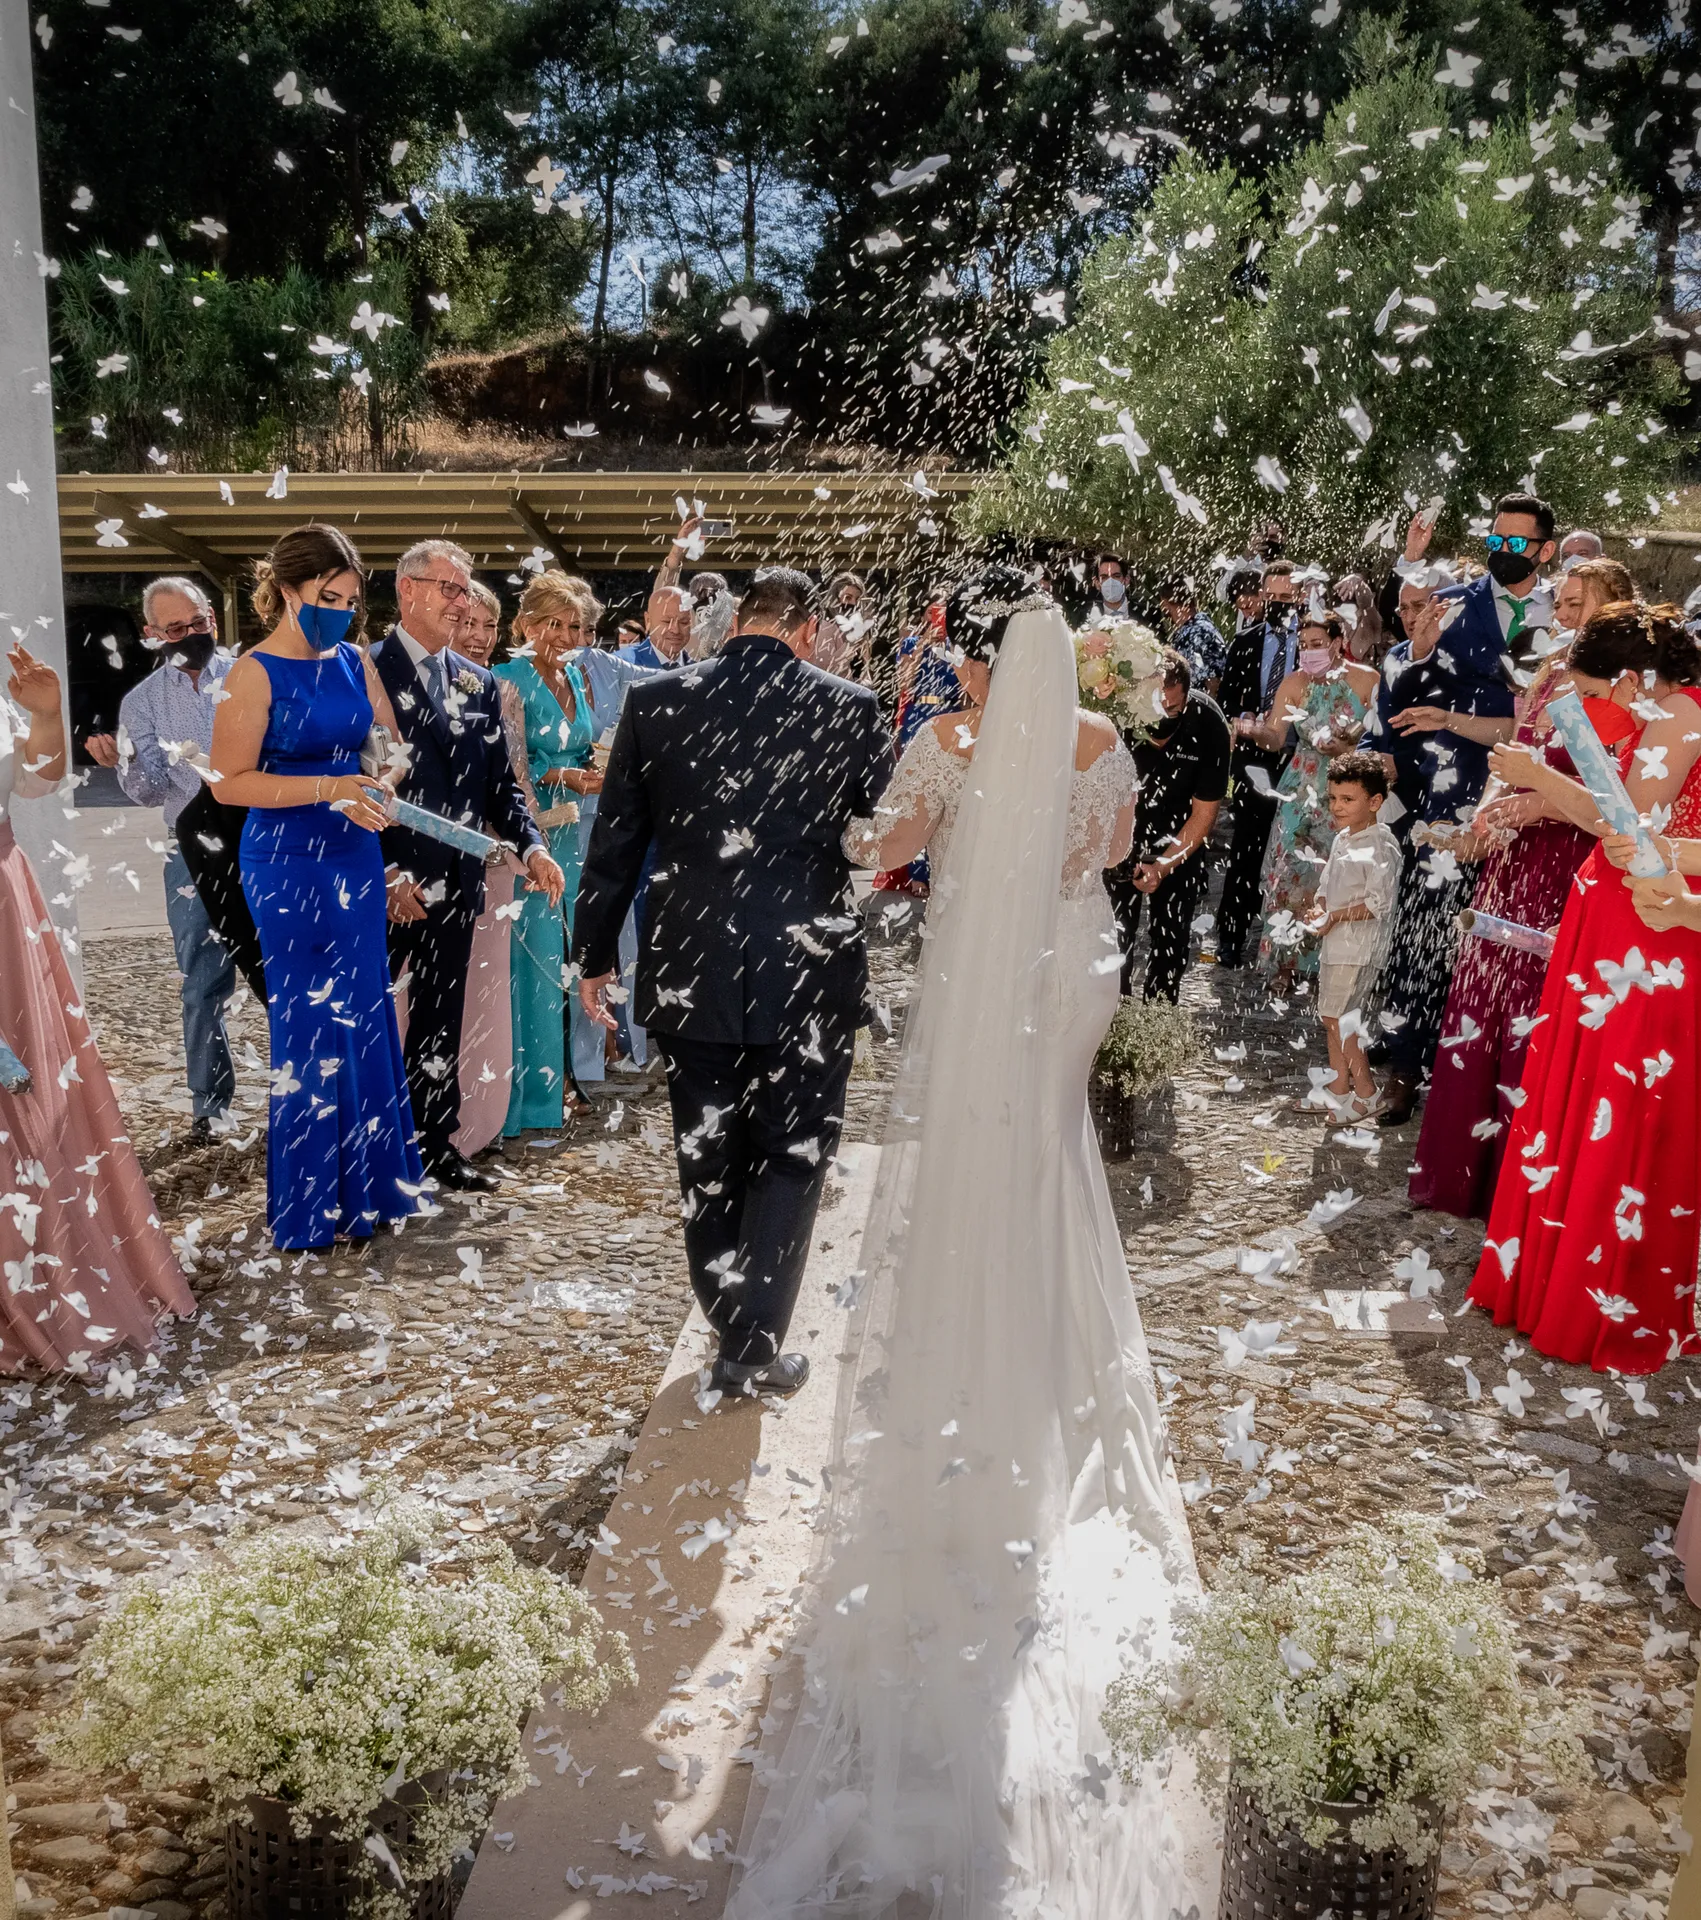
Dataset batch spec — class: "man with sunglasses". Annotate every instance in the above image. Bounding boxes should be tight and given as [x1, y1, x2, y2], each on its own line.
[87, 576, 238, 1144]
[373, 540, 562, 1191]
[1357, 494, 1547, 1124]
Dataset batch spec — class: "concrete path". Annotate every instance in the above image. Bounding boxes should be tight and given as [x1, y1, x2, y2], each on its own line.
[459, 1143, 882, 1918]
[60, 799, 170, 938]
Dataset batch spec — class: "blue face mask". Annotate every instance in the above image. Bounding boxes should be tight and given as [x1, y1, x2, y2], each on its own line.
[296, 601, 355, 652]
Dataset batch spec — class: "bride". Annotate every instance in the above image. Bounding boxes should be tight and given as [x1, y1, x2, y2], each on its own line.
[726, 575, 1203, 1919]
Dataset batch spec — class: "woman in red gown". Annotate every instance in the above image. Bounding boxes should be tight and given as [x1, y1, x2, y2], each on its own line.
[1410, 559, 1637, 1217]
[1467, 603, 1701, 1374]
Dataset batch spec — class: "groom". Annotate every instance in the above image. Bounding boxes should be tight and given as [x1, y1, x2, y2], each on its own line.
[575, 567, 891, 1396]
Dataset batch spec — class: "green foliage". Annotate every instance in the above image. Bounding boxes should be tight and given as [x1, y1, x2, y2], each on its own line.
[414, 196, 600, 352]
[984, 38, 1684, 565]
[50, 251, 426, 471]
[29, 0, 1690, 465]
[33, 0, 504, 277]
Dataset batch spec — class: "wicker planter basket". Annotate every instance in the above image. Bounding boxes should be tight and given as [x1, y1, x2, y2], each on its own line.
[228, 1786, 453, 1919]
[1088, 1075, 1173, 1160]
[1218, 1768, 1441, 1920]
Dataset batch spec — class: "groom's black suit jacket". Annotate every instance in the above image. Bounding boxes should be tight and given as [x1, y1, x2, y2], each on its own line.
[572, 632, 891, 1046]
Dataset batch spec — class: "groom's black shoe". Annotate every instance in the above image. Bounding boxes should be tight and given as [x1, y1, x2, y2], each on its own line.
[710, 1353, 811, 1398]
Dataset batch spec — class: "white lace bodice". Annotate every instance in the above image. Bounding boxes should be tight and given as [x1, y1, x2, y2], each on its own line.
[845, 718, 1136, 900]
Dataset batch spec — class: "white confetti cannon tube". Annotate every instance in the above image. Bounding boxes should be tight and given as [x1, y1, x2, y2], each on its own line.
[1457, 908, 1555, 960]
[1543, 689, 1668, 878]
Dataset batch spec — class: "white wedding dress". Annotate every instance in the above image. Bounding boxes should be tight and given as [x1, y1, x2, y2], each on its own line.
[727, 607, 1201, 1920]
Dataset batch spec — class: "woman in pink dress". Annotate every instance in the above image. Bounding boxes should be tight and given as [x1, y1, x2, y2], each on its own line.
[1467, 603, 1701, 1373]
[0, 642, 193, 1373]
[1411, 559, 1636, 1217]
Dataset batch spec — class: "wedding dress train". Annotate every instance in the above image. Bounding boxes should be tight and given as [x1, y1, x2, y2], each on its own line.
[727, 607, 1203, 1920]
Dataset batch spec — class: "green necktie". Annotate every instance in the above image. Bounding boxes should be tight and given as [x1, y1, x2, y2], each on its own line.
[1506, 595, 1526, 644]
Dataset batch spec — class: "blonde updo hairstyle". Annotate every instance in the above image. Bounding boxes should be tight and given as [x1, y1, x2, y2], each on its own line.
[511, 570, 603, 661]
[249, 524, 367, 651]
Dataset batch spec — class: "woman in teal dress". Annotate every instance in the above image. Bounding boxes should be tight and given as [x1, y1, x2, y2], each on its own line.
[1245, 613, 1379, 987]
[495, 576, 600, 1131]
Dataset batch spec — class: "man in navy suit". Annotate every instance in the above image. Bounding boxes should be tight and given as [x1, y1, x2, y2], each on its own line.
[373, 540, 563, 1190]
[574, 568, 891, 1398]
[1360, 493, 1553, 1123]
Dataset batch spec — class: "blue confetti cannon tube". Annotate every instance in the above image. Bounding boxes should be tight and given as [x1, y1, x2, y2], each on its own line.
[1457, 908, 1555, 960]
[344, 783, 499, 861]
[385, 794, 498, 861]
[1543, 690, 1668, 878]
[0, 1036, 29, 1096]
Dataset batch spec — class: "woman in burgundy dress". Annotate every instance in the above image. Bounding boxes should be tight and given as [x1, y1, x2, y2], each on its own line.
[1410, 560, 1635, 1216]
[1467, 604, 1701, 1373]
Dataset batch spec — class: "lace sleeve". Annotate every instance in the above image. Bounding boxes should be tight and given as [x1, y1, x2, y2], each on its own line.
[843, 725, 958, 868]
[1062, 732, 1137, 893]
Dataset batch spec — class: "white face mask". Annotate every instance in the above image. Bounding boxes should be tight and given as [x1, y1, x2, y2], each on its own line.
[1099, 578, 1126, 608]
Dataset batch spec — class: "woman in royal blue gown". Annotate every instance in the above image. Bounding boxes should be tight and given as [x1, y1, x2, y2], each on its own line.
[211, 526, 423, 1251]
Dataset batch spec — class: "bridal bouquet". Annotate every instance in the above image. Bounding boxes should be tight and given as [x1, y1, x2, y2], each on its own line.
[1102, 1517, 1585, 1862]
[50, 1502, 633, 1918]
[1074, 618, 1166, 736]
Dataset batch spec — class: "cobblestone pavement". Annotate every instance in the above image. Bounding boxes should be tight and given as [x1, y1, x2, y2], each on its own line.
[0, 931, 1690, 1918]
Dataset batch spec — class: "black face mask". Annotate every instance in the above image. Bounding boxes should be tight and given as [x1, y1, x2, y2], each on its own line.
[162, 632, 218, 673]
[1485, 549, 1538, 590]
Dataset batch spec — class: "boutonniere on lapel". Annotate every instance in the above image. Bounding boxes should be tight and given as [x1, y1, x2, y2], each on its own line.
[453, 668, 481, 696]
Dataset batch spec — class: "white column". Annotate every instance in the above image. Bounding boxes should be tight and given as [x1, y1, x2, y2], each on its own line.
[0, 0, 78, 959]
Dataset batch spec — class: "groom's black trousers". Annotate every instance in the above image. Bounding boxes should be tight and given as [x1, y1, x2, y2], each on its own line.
[654, 1027, 855, 1368]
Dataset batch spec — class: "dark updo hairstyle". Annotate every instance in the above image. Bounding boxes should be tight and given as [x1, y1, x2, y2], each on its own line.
[1567, 600, 1701, 689]
[944, 564, 1046, 665]
[249, 524, 367, 651]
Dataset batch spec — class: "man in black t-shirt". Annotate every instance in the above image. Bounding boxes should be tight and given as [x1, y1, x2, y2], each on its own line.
[1106, 651, 1232, 1002]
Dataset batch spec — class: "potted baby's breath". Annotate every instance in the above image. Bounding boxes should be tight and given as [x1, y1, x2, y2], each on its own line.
[50, 1502, 633, 1919]
[1089, 996, 1201, 1156]
[1104, 1517, 1585, 1920]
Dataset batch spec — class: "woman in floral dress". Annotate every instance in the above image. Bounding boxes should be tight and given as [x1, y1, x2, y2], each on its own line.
[1248, 614, 1378, 985]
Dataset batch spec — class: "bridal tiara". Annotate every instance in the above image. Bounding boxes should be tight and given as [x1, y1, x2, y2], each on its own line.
[960, 588, 1055, 622]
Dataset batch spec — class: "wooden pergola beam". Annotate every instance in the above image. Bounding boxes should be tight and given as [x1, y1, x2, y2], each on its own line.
[92, 490, 246, 643]
[506, 489, 562, 563]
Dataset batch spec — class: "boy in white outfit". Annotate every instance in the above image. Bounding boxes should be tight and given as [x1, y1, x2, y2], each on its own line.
[1304, 751, 1402, 1120]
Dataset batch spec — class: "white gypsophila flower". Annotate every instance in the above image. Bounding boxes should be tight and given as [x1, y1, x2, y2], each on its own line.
[1101, 1515, 1586, 1863]
[1094, 997, 1202, 1098]
[48, 1500, 633, 1919]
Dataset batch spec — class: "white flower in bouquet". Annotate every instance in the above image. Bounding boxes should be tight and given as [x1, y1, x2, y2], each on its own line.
[1101, 1516, 1585, 1864]
[49, 1502, 634, 1920]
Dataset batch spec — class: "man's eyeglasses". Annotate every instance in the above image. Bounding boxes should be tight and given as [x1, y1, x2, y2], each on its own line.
[151, 615, 215, 642]
[1484, 533, 1545, 556]
[416, 576, 470, 603]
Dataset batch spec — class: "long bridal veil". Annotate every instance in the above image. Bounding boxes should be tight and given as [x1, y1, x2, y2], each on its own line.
[728, 605, 1200, 1920]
